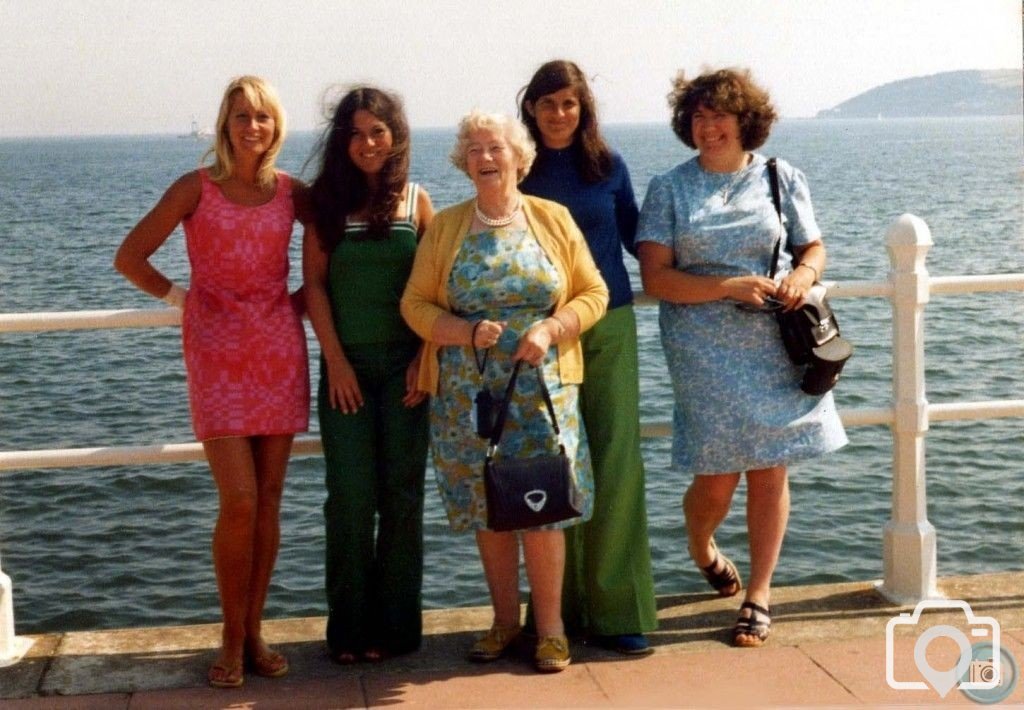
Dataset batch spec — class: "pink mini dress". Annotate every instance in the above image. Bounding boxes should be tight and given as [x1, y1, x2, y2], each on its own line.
[181, 169, 309, 441]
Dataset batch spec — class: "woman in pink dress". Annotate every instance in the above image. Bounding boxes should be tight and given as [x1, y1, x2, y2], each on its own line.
[114, 76, 309, 689]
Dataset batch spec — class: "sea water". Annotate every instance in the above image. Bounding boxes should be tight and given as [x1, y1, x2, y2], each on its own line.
[0, 117, 1021, 633]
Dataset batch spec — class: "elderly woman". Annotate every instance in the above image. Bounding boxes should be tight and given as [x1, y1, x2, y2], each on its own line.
[401, 110, 608, 672]
[636, 68, 847, 647]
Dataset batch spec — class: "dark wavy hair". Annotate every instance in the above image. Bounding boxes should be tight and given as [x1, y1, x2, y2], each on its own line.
[309, 86, 410, 248]
[668, 68, 778, 150]
[518, 59, 611, 184]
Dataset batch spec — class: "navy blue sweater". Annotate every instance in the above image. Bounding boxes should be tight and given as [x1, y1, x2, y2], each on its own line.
[520, 146, 639, 309]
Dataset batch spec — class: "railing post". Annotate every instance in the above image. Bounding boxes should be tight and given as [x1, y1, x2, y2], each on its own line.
[877, 214, 939, 604]
[0, 552, 34, 666]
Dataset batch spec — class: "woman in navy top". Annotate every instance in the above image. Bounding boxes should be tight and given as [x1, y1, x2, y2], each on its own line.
[518, 59, 657, 655]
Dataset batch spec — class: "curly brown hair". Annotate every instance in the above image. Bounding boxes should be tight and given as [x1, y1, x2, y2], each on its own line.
[668, 68, 777, 150]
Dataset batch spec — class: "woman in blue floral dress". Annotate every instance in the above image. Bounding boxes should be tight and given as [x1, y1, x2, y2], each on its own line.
[637, 68, 847, 648]
[402, 111, 608, 672]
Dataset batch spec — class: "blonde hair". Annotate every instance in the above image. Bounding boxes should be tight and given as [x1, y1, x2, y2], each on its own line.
[450, 110, 536, 182]
[204, 76, 286, 188]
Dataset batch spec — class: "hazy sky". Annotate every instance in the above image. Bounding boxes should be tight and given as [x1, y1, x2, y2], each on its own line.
[2, 0, 1021, 137]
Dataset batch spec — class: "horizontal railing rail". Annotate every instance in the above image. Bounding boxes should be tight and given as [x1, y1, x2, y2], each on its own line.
[0, 308, 181, 333]
[2, 400, 1021, 473]
[1, 213, 1022, 663]
[3, 272, 1021, 474]
[5, 269, 1016, 335]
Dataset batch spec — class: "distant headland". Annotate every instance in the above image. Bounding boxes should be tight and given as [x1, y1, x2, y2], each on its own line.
[816, 69, 1022, 118]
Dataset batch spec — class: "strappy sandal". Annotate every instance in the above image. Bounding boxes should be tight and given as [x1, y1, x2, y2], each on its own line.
[245, 648, 289, 678]
[695, 539, 742, 597]
[733, 601, 771, 647]
[208, 662, 244, 688]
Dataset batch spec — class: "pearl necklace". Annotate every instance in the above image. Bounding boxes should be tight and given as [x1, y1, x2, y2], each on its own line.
[474, 195, 521, 227]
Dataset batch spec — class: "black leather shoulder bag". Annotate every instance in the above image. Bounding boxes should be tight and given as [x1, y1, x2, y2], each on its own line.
[483, 361, 583, 532]
[766, 157, 854, 395]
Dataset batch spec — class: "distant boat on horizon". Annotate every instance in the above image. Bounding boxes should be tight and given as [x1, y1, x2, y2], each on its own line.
[178, 118, 213, 140]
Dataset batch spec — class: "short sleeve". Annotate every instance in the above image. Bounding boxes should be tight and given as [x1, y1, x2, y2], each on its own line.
[780, 163, 821, 248]
[636, 173, 676, 248]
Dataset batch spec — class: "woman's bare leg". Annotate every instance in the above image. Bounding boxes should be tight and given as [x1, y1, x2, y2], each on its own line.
[744, 465, 789, 609]
[204, 436, 259, 679]
[522, 529, 566, 638]
[475, 530, 521, 628]
[684, 472, 740, 572]
[243, 434, 293, 667]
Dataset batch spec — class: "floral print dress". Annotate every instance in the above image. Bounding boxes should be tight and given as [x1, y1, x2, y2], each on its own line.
[636, 153, 847, 475]
[430, 226, 594, 532]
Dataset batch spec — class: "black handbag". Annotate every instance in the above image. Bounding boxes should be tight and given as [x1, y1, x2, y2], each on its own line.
[483, 361, 583, 532]
[766, 158, 853, 395]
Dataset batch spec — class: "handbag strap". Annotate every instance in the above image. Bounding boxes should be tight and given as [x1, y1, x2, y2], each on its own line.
[766, 156, 784, 280]
[486, 360, 563, 456]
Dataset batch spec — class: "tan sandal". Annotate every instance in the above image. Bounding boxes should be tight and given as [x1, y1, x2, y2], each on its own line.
[246, 648, 289, 678]
[208, 662, 244, 688]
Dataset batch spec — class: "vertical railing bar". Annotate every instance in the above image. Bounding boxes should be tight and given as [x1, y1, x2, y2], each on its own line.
[0, 552, 34, 667]
[878, 214, 939, 604]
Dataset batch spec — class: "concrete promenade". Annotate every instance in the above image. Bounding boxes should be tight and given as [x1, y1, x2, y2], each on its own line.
[2, 571, 1022, 708]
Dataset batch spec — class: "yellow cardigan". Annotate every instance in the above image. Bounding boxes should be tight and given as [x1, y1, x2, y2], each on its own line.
[400, 195, 609, 395]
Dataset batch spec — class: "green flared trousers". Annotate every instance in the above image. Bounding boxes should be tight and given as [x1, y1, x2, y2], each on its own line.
[319, 341, 429, 656]
[562, 304, 658, 635]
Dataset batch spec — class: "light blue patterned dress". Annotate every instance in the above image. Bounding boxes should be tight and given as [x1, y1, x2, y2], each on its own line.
[636, 153, 847, 475]
[431, 226, 594, 532]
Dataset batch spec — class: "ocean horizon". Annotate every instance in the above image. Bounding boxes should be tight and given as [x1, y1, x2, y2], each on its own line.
[4, 112, 1023, 142]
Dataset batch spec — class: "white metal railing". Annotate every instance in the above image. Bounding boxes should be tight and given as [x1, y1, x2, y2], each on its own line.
[0, 213, 1022, 663]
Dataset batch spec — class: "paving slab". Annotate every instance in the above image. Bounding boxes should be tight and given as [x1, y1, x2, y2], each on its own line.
[125, 674, 365, 710]
[0, 692, 131, 709]
[802, 614, 1024, 705]
[0, 570, 1020, 708]
[586, 645, 859, 707]
[363, 664, 608, 708]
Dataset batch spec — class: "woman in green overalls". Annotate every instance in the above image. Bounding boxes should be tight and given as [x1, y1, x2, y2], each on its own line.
[304, 86, 434, 663]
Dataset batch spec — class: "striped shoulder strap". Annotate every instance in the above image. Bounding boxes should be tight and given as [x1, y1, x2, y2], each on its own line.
[405, 182, 419, 223]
